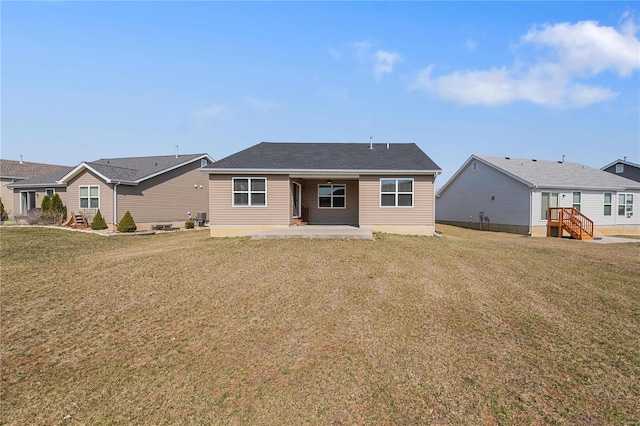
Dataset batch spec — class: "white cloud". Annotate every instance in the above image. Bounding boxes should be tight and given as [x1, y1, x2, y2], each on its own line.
[192, 105, 225, 127]
[352, 40, 373, 61]
[465, 38, 478, 51]
[373, 50, 402, 80]
[409, 14, 640, 109]
[350, 41, 402, 80]
[523, 19, 640, 77]
[244, 97, 279, 113]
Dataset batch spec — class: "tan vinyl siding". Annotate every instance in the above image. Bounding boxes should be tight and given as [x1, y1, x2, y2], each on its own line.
[302, 179, 359, 225]
[2, 178, 16, 218]
[66, 170, 113, 224]
[359, 175, 435, 226]
[209, 174, 290, 225]
[11, 187, 67, 217]
[117, 161, 209, 224]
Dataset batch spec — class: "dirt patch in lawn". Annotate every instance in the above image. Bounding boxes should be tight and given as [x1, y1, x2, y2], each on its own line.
[1, 226, 639, 424]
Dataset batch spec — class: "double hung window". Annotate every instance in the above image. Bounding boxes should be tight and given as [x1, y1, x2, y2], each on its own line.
[318, 184, 346, 208]
[381, 178, 413, 207]
[79, 186, 99, 209]
[233, 178, 266, 206]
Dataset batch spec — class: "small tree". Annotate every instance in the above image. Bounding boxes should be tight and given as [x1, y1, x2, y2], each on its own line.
[0, 197, 8, 222]
[117, 211, 137, 233]
[41, 195, 52, 212]
[50, 194, 66, 217]
[90, 209, 108, 230]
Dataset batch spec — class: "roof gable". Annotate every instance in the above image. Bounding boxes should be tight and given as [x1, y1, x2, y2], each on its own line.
[601, 159, 640, 170]
[58, 154, 213, 184]
[438, 155, 640, 196]
[203, 142, 441, 172]
[8, 154, 214, 188]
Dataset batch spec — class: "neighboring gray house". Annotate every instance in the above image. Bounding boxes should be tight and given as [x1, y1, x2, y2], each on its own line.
[1, 159, 71, 219]
[201, 142, 442, 237]
[8, 154, 214, 228]
[601, 159, 640, 183]
[436, 155, 640, 237]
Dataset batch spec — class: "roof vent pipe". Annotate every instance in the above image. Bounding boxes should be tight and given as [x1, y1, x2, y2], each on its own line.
[369, 136, 373, 149]
[386, 143, 389, 149]
[19, 155, 23, 164]
[562, 154, 565, 163]
[175, 145, 179, 158]
[624, 156, 627, 161]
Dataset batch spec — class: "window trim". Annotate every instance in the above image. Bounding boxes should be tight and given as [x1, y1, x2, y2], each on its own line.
[79, 185, 100, 210]
[618, 193, 633, 216]
[472, 161, 478, 171]
[603, 192, 612, 216]
[540, 192, 558, 221]
[572, 191, 581, 211]
[379, 178, 414, 208]
[45, 188, 56, 197]
[201, 159, 208, 168]
[317, 183, 346, 209]
[20, 190, 36, 214]
[232, 177, 267, 207]
[615, 163, 624, 173]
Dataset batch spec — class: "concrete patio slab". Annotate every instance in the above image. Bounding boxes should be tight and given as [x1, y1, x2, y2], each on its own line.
[251, 225, 373, 240]
[587, 235, 640, 244]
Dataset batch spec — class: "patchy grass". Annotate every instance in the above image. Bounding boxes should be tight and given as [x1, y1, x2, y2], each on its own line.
[1, 226, 639, 424]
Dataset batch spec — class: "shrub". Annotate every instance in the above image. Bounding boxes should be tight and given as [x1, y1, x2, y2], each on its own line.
[91, 209, 108, 230]
[27, 209, 41, 225]
[39, 193, 67, 225]
[50, 194, 66, 217]
[185, 220, 195, 229]
[117, 211, 137, 233]
[0, 197, 7, 222]
[41, 195, 52, 212]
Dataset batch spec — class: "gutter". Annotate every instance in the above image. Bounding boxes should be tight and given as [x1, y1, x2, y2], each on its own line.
[113, 182, 120, 226]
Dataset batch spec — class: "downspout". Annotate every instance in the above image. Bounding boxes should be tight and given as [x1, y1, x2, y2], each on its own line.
[528, 187, 535, 236]
[433, 172, 443, 237]
[113, 182, 120, 229]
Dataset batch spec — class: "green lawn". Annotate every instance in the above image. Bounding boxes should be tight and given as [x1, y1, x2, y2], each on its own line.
[1, 226, 639, 424]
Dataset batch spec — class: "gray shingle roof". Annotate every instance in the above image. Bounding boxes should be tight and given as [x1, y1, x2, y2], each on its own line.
[88, 154, 209, 181]
[0, 159, 70, 179]
[8, 154, 211, 188]
[478, 156, 640, 190]
[206, 142, 441, 171]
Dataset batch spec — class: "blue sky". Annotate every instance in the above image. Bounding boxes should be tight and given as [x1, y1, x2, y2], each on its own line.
[2, 1, 639, 186]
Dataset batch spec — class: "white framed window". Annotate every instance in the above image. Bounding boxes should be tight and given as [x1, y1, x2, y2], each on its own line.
[472, 161, 478, 171]
[572, 192, 581, 211]
[380, 178, 414, 207]
[618, 193, 633, 216]
[616, 164, 624, 173]
[541, 192, 558, 220]
[233, 177, 266, 207]
[20, 191, 36, 213]
[79, 185, 99, 209]
[604, 193, 612, 216]
[318, 184, 346, 209]
[201, 159, 208, 167]
[45, 188, 55, 197]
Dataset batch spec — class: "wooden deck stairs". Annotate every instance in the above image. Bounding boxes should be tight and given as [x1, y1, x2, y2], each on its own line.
[65, 211, 89, 229]
[547, 207, 594, 240]
[295, 204, 309, 226]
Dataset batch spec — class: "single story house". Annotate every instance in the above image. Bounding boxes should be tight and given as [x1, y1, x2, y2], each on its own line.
[8, 153, 214, 229]
[201, 142, 442, 237]
[436, 155, 640, 237]
[601, 158, 640, 183]
[1, 159, 70, 219]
